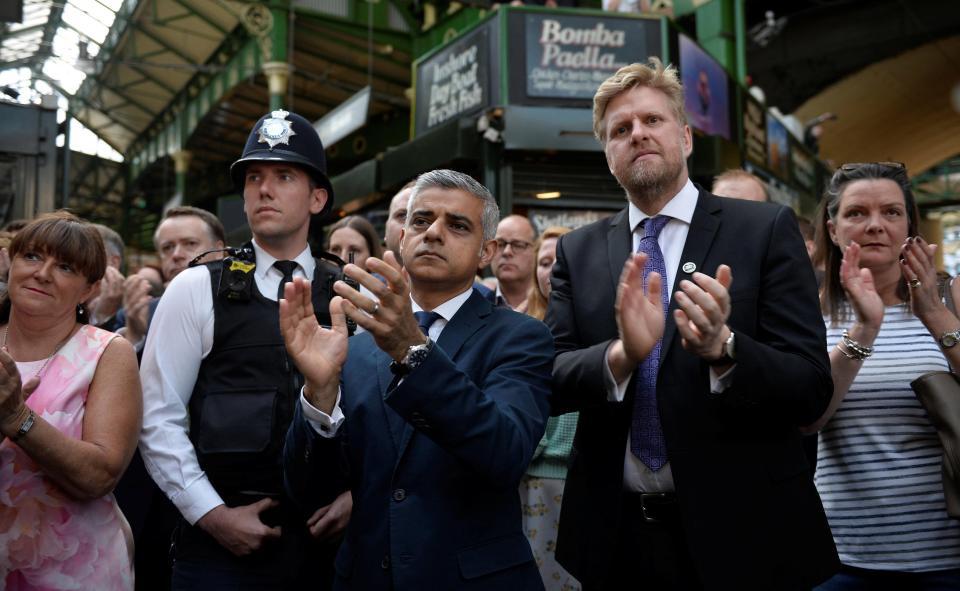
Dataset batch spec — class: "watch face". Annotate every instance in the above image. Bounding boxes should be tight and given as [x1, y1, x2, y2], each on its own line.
[405, 342, 433, 369]
[943, 333, 959, 348]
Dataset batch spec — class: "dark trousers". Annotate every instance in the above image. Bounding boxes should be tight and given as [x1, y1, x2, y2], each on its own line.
[815, 565, 960, 591]
[169, 512, 337, 591]
[589, 492, 703, 591]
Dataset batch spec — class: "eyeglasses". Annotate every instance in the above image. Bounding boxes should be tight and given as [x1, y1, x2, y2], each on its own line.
[495, 239, 533, 253]
[839, 161, 906, 172]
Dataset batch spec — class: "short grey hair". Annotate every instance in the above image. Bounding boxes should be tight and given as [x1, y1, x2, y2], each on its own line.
[93, 223, 124, 259]
[408, 169, 500, 242]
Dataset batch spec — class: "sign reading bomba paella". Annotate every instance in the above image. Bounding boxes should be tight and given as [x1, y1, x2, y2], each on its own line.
[524, 13, 659, 101]
[414, 25, 491, 136]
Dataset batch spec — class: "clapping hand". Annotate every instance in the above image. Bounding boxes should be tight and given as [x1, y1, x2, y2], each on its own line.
[615, 253, 666, 366]
[900, 236, 941, 320]
[278, 278, 349, 414]
[121, 275, 153, 344]
[673, 265, 733, 362]
[333, 251, 426, 363]
[0, 348, 40, 443]
[839, 242, 883, 331]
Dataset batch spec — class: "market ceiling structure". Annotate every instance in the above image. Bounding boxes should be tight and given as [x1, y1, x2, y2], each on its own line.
[0, 0, 958, 242]
[0, 0, 416, 245]
[745, 0, 960, 191]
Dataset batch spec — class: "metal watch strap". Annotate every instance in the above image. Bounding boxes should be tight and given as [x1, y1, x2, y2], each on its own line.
[11, 408, 36, 442]
[390, 339, 434, 375]
[940, 329, 960, 348]
[708, 330, 736, 365]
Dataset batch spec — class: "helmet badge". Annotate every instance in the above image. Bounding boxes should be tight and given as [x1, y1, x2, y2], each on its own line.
[257, 109, 297, 149]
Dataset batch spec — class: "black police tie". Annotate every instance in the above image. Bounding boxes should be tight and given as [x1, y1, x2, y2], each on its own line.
[414, 311, 442, 336]
[274, 260, 298, 302]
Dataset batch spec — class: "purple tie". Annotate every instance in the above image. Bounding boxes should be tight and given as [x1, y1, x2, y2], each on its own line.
[630, 215, 670, 470]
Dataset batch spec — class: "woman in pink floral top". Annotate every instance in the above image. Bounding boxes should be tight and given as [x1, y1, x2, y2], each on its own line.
[0, 212, 141, 590]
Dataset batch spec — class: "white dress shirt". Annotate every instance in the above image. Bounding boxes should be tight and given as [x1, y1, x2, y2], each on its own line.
[301, 286, 475, 437]
[139, 240, 316, 525]
[600, 180, 733, 492]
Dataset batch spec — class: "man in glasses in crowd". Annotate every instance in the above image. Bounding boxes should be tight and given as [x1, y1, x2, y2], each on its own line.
[489, 215, 537, 311]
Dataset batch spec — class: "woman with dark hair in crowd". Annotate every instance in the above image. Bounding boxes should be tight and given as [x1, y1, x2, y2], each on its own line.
[521, 226, 581, 591]
[0, 212, 142, 590]
[807, 163, 960, 588]
[326, 215, 383, 270]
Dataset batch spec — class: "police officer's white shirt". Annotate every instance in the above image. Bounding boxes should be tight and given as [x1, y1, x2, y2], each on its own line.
[139, 239, 330, 525]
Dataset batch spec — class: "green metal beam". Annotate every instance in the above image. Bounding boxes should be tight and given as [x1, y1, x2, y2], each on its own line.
[27, 1, 64, 82]
[129, 36, 262, 179]
[90, 77, 156, 118]
[293, 5, 413, 55]
[129, 21, 197, 65]
[123, 62, 179, 96]
[72, 0, 143, 112]
[169, 0, 229, 35]
[269, 3, 289, 63]
[38, 74, 139, 140]
[695, 0, 737, 77]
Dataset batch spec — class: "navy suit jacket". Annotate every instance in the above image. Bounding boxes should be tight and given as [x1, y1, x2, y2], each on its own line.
[284, 290, 552, 590]
[546, 190, 840, 589]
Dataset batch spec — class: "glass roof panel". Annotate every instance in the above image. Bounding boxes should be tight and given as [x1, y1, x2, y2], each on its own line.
[62, 3, 111, 44]
[0, 0, 123, 159]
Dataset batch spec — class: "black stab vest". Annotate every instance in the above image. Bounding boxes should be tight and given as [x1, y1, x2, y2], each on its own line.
[188, 255, 337, 504]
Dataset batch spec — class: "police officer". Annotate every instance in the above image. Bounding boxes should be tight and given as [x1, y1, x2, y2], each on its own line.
[139, 109, 342, 589]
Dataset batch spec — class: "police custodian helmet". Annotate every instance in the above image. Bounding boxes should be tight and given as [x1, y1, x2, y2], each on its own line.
[230, 109, 335, 215]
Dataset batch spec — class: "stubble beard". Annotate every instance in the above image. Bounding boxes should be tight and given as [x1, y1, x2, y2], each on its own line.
[615, 153, 683, 209]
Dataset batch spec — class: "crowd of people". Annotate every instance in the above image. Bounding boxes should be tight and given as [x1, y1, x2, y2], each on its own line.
[1, 58, 958, 591]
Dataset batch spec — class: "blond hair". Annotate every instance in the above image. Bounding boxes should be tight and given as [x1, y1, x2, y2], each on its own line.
[592, 57, 686, 144]
[525, 226, 573, 321]
[711, 169, 769, 200]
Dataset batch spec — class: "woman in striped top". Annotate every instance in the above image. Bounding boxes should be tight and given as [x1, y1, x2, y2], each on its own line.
[808, 162, 960, 589]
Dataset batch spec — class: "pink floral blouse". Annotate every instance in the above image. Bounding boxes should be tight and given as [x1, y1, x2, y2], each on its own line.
[1, 324, 133, 590]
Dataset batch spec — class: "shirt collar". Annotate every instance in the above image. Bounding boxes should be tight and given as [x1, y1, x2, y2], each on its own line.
[411, 286, 474, 322]
[252, 239, 315, 279]
[628, 178, 698, 233]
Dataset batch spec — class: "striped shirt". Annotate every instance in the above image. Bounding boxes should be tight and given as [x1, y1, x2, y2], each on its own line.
[817, 305, 960, 572]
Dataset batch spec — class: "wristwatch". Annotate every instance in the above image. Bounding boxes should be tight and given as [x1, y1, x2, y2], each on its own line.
[709, 330, 736, 365]
[390, 339, 434, 376]
[11, 409, 36, 442]
[940, 328, 960, 348]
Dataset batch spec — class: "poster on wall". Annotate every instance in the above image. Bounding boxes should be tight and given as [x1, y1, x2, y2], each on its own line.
[519, 13, 661, 102]
[766, 114, 790, 180]
[678, 34, 730, 141]
[790, 139, 815, 192]
[414, 25, 491, 136]
[742, 94, 766, 168]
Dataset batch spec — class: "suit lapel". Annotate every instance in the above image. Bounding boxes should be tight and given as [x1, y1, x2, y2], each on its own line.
[607, 209, 632, 297]
[376, 348, 407, 452]
[661, 190, 722, 367]
[393, 290, 492, 462]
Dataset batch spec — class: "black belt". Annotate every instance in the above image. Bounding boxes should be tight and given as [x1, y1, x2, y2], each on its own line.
[623, 492, 679, 524]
